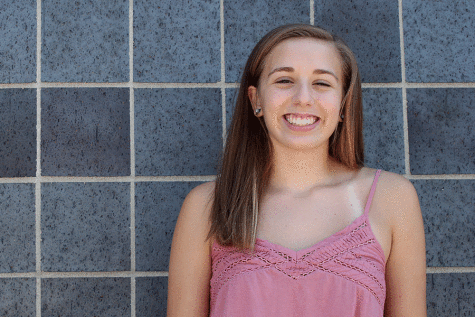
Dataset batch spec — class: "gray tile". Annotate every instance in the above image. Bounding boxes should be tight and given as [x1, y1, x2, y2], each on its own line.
[224, 0, 309, 83]
[362, 88, 405, 174]
[225, 88, 238, 131]
[0, 184, 35, 273]
[134, 0, 220, 83]
[41, 0, 128, 82]
[41, 182, 130, 272]
[315, 0, 401, 83]
[0, 89, 36, 177]
[41, 88, 130, 176]
[403, 0, 475, 83]
[0, 1, 36, 83]
[42, 278, 130, 316]
[427, 273, 475, 316]
[136, 277, 168, 317]
[135, 88, 221, 176]
[407, 89, 475, 175]
[0, 278, 35, 317]
[135, 182, 200, 271]
[412, 180, 475, 267]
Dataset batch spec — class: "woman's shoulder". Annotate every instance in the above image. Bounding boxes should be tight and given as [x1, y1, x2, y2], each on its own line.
[365, 168, 421, 225]
[181, 181, 215, 218]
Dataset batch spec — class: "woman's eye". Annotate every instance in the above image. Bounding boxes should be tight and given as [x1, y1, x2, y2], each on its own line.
[314, 81, 331, 87]
[276, 79, 292, 84]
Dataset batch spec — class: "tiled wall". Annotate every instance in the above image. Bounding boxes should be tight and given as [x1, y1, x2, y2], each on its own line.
[0, 0, 473, 316]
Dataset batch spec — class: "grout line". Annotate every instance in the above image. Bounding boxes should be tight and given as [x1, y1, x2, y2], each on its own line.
[398, 0, 410, 177]
[36, 1, 42, 316]
[2, 268, 475, 278]
[3, 82, 475, 90]
[129, 2, 136, 316]
[220, 0, 226, 147]
[405, 174, 475, 180]
[427, 267, 475, 274]
[131, 277, 136, 317]
[0, 271, 169, 279]
[4, 174, 475, 184]
[309, 0, 314, 25]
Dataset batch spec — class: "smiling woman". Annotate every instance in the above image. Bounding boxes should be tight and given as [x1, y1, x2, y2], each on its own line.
[167, 24, 426, 317]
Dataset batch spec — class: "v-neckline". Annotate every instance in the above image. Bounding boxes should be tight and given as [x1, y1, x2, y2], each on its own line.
[255, 209, 368, 258]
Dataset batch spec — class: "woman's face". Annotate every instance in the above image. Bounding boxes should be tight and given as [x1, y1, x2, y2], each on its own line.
[248, 38, 344, 152]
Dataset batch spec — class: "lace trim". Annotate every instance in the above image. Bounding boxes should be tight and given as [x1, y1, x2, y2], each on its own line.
[211, 219, 386, 306]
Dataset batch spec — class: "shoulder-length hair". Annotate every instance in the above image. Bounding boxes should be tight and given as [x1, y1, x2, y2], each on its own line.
[209, 24, 364, 249]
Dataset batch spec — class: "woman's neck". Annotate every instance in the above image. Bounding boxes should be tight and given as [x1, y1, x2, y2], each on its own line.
[269, 142, 341, 194]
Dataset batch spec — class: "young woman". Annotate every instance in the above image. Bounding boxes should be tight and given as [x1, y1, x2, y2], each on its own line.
[168, 24, 426, 316]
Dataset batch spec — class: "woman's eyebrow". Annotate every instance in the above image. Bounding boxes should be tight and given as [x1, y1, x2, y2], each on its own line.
[267, 67, 339, 82]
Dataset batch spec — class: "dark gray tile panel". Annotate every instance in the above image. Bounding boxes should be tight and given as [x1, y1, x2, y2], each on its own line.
[404, 0, 475, 83]
[0, 278, 35, 317]
[136, 277, 168, 317]
[42, 278, 130, 316]
[315, 0, 401, 83]
[42, 0, 128, 82]
[135, 88, 221, 176]
[134, 0, 220, 83]
[135, 182, 200, 271]
[407, 89, 475, 175]
[225, 88, 238, 131]
[0, 1, 36, 83]
[0, 89, 36, 177]
[427, 273, 475, 316]
[412, 180, 475, 267]
[41, 88, 130, 176]
[0, 184, 35, 273]
[362, 88, 405, 174]
[224, 0, 309, 82]
[41, 182, 130, 272]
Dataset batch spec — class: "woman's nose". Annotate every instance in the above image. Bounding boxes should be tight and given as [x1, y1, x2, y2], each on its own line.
[293, 83, 313, 106]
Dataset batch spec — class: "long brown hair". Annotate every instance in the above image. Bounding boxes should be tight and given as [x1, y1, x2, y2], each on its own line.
[209, 24, 364, 249]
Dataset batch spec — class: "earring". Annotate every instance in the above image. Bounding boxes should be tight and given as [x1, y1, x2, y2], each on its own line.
[340, 114, 344, 120]
[255, 108, 262, 115]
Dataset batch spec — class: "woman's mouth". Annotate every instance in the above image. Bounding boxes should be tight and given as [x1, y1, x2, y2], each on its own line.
[284, 114, 319, 126]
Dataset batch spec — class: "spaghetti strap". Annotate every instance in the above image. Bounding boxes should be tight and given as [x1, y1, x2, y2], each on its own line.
[364, 169, 382, 216]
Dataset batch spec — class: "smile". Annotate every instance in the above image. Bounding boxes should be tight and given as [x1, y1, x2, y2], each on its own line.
[284, 114, 319, 126]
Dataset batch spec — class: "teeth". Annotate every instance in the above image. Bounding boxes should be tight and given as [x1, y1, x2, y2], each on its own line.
[285, 114, 318, 126]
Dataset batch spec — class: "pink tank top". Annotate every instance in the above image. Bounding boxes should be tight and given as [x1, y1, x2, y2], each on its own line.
[210, 170, 386, 316]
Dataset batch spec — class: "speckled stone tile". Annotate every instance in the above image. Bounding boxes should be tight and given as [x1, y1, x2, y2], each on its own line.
[41, 182, 130, 272]
[412, 180, 475, 267]
[42, 278, 130, 316]
[41, 88, 130, 176]
[427, 273, 475, 316]
[225, 88, 238, 131]
[224, 0, 309, 83]
[407, 89, 475, 175]
[0, 184, 35, 273]
[403, 0, 475, 83]
[0, 89, 36, 177]
[136, 277, 168, 317]
[135, 88, 221, 176]
[0, 1, 36, 83]
[134, 0, 220, 83]
[362, 88, 404, 173]
[135, 182, 200, 271]
[41, 0, 128, 82]
[315, 0, 401, 83]
[0, 278, 35, 317]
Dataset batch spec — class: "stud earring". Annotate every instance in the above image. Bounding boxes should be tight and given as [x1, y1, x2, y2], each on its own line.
[255, 108, 262, 115]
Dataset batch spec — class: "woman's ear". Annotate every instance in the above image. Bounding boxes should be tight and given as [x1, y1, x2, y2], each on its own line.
[248, 86, 263, 117]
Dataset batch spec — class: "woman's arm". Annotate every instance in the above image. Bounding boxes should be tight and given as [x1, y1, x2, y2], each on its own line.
[382, 174, 427, 316]
[167, 182, 215, 317]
